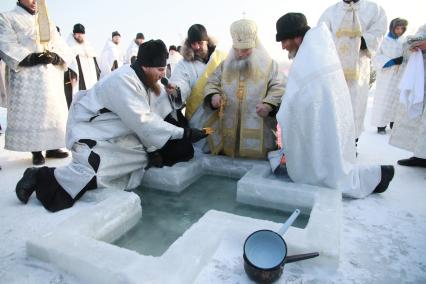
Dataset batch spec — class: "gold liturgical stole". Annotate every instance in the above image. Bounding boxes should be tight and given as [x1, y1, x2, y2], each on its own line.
[36, 0, 51, 50]
[185, 50, 227, 120]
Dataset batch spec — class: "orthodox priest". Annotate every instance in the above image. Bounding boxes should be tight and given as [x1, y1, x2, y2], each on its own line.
[64, 23, 100, 107]
[203, 19, 284, 159]
[99, 31, 124, 79]
[166, 24, 227, 131]
[15, 40, 208, 212]
[271, 13, 394, 198]
[125, 32, 145, 64]
[0, 0, 73, 165]
[389, 23, 426, 168]
[318, 0, 387, 143]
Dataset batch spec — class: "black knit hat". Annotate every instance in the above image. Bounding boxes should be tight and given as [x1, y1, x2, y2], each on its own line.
[73, 23, 85, 34]
[187, 24, 208, 43]
[136, 32, 145, 40]
[137, 39, 169, 67]
[112, 31, 121, 38]
[275, 13, 310, 42]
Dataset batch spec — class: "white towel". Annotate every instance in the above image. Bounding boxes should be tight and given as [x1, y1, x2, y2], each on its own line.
[399, 50, 425, 119]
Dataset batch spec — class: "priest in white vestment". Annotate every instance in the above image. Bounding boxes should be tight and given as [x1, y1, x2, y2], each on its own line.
[15, 40, 208, 212]
[318, 0, 387, 142]
[371, 18, 408, 134]
[99, 31, 124, 79]
[65, 23, 100, 107]
[389, 23, 426, 168]
[166, 45, 183, 78]
[0, 0, 73, 165]
[125, 32, 145, 65]
[203, 19, 284, 159]
[271, 13, 394, 198]
[166, 24, 227, 130]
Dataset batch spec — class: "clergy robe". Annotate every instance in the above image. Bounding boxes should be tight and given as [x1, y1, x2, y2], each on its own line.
[125, 40, 139, 65]
[318, 0, 387, 138]
[99, 40, 124, 79]
[389, 23, 426, 158]
[55, 65, 184, 199]
[371, 34, 406, 127]
[203, 47, 284, 159]
[0, 5, 72, 151]
[66, 34, 100, 94]
[272, 23, 381, 198]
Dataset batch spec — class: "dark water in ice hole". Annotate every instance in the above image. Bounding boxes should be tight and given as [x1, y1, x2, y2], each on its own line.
[114, 175, 310, 256]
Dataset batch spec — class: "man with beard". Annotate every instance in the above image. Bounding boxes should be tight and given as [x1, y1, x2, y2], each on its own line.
[125, 32, 145, 65]
[202, 19, 284, 159]
[0, 0, 72, 165]
[14, 40, 208, 212]
[64, 23, 101, 108]
[318, 0, 387, 146]
[271, 13, 394, 198]
[99, 31, 124, 79]
[165, 24, 227, 132]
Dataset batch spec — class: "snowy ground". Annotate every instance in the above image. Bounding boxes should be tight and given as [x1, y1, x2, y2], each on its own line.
[0, 99, 425, 284]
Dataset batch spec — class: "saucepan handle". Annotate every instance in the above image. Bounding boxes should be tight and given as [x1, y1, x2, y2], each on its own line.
[277, 209, 300, 236]
[285, 252, 320, 264]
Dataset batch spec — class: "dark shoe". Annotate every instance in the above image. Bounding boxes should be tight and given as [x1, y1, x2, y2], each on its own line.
[373, 165, 395, 193]
[377, 127, 386, 134]
[32, 151, 45, 165]
[16, 167, 39, 204]
[45, 149, 69, 159]
[390, 122, 394, 129]
[397, 157, 426, 168]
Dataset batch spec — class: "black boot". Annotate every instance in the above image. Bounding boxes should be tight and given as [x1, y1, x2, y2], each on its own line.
[377, 126, 386, 134]
[32, 151, 45, 165]
[397, 157, 426, 168]
[45, 149, 69, 159]
[373, 165, 395, 193]
[389, 122, 394, 129]
[16, 167, 40, 204]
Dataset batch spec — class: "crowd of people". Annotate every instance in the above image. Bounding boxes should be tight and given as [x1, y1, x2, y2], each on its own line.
[0, 0, 425, 212]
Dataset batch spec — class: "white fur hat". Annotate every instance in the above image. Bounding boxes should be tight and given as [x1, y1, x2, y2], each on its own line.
[230, 19, 258, 49]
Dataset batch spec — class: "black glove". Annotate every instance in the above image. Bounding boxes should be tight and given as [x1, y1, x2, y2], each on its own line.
[49, 52, 64, 65]
[145, 151, 163, 169]
[19, 52, 63, 66]
[360, 36, 367, 50]
[393, 56, 403, 65]
[183, 128, 208, 143]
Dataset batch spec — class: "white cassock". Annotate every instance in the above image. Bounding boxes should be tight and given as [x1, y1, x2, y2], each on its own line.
[318, 0, 387, 138]
[271, 23, 381, 199]
[99, 40, 124, 79]
[371, 34, 406, 127]
[125, 40, 139, 64]
[389, 23, 426, 158]
[167, 51, 183, 77]
[0, 5, 72, 151]
[55, 65, 183, 198]
[66, 34, 100, 93]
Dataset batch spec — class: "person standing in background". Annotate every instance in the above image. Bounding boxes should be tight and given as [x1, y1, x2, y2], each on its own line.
[0, 0, 72, 165]
[125, 32, 145, 65]
[64, 23, 100, 108]
[99, 31, 124, 78]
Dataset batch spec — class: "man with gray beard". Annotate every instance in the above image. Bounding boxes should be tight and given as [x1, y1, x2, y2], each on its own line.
[203, 19, 285, 159]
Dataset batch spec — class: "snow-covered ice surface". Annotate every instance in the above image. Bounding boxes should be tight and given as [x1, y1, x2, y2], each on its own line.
[1, 98, 426, 283]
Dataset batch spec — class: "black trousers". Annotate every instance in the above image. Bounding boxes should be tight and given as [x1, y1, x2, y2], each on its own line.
[35, 140, 100, 212]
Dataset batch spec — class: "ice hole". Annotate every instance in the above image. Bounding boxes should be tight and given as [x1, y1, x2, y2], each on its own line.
[114, 174, 310, 256]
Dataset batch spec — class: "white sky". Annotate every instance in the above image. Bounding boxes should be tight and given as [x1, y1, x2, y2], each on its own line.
[0, 0, 424, 60]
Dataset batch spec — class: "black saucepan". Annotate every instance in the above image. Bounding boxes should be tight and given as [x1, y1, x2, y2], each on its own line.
[243, 209, 319, 283]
